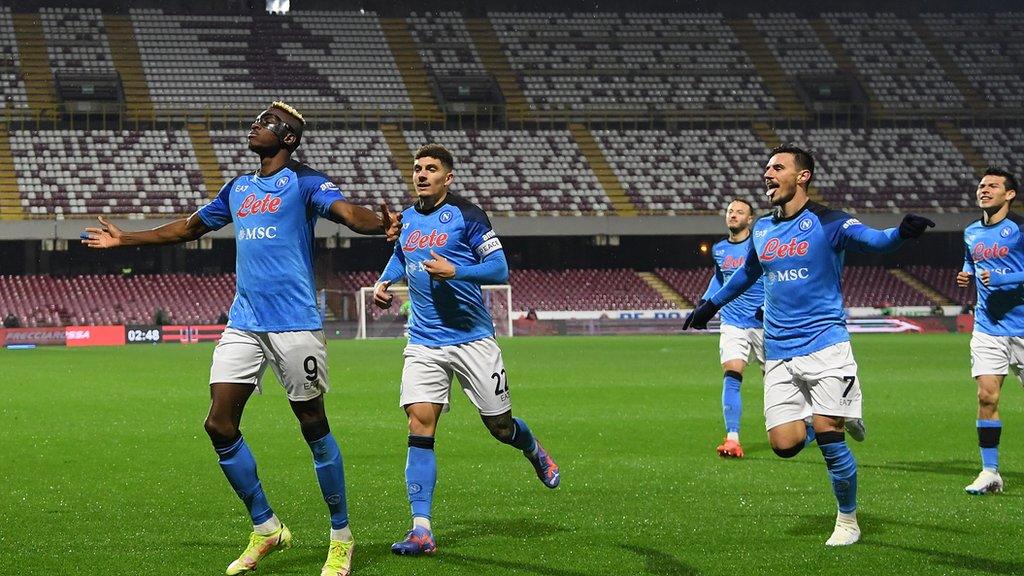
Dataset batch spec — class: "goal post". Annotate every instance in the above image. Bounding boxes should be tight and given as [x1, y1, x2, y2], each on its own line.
[356, 284, 514, 339]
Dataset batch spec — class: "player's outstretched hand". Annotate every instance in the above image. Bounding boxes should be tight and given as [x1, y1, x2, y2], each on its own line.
[381, 202, 402, 242]
[956, 271, 973, 288]
[898, 213, 935, 239]
[683, 299, 720, 330]
[374, 280, 394, 309]
[423, 250, 456, 280]
[980, 270, 991, 286]
[80, 216, 123, 248]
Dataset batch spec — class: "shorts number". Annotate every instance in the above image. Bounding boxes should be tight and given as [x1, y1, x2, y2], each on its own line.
[304, 356, 319, 382]
[842, 376, 856, 398]
[492, 369, 508, 396]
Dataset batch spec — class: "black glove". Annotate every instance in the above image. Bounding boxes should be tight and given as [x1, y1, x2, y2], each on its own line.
[755, 306, 764, 322]
[683, 299, 720, 330]
[898, 213, 935, 239]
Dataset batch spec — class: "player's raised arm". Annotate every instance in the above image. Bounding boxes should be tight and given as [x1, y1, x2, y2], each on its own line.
[80, 213, 211, 249]
[327, 200, 402, 240]
[836, 213, 934, 254]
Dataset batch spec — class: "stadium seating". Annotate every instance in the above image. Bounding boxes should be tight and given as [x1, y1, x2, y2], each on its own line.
[209, 129, 410, 208]
[407, 12, 487, 77]
[0, 274, 234, 327]
[0, 7, 28, 110]
[905, 265, 976, 306]
[593, 128, 769, 214]
[824, 12, 964, 111]
[489, 12, 774, 113]
[961, 127, 1024, 181]
[403, 129, 609, 215]
[922, 13, 1024, 110]
[130, 9, 411, 114]
[654, 267, 714, 305]
[510, 268, 673, 311]
[751, 13, 838, 76]
[40, 6, 115, 74]
[841, 265, 931, 307]
[10, 129, 207, 216]
[774, 127, 975, 211]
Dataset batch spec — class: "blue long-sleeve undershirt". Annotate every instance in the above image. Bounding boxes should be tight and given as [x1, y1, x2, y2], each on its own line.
[453, 250, 509, 284]
[988, 270, 1024, 288]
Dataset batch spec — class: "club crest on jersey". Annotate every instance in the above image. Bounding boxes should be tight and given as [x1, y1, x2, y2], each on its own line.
[973, 242, 1010, 261]
[799, 218, 813, 231]
[275, 175, 290, 188]
[404, 229, 449, 252]
[761, 237, 809, 261]
[237, 193, 281, 217]
[1001, 226, 1012, 238]
[722, 255, 745, 269]
[440, 210, 453, 223]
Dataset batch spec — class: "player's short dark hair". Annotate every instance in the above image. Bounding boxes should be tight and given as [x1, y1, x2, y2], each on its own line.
[727, 198, 754, 213]
[769, 145, 815, 184]
[984, 167, 1019, 193]
[415, 143, 454, 171]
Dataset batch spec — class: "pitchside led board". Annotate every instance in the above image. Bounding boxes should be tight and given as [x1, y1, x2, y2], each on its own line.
[0, 325, 228, 348]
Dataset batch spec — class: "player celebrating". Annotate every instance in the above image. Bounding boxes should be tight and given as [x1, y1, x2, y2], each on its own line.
[955, 168, 1022, 495]
[82, 102, 401, 576]
[700, 199, 766, 458]
[373, 143, 560, 556]
[683, 146, 933, 546]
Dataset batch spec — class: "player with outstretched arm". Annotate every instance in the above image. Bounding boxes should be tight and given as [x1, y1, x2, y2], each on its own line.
[82, 102, 401, 576]
[374, 143, 560, 557]
[684, 145, 933, 546]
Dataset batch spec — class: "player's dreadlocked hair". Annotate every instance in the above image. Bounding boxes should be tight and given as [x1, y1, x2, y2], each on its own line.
[269, 100, 305, 151]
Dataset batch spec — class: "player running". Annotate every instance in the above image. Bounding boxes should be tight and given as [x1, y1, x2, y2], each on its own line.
[956, 168, 1022, 495]
[373, 143, 560, 557]
[683, 145, 933, 546]
[82, 102, 401, 576]
[700, 199, 766, 458]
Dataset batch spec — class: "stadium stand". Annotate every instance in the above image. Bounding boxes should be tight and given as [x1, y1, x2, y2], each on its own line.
[921, 13, 1024, 110]
[841, 265, 931, 307]
[593, 128, 768, 214]
[751, 13, 838, 76]
[775, 127, 976, 212]
[407, 11, 487, 77]
[823, 12, 964, 111]
[961, 127, 1024, 181]
[130, 8, 411, 114]
[209, 128, 410, 208]
[0, 7, 29, 110]
[403, 128, 609, 215]
[0, 273, 234, 326]
[489, 12, 774, 114]
[906, 265, 977, 306]
[655, 267, 714, 307]
[40, 6, 115, 74]
[10, 129, 207, 216]
[510, 268, 673, 311]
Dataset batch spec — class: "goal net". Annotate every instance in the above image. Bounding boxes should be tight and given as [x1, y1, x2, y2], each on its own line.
[356, 284, 513, 339]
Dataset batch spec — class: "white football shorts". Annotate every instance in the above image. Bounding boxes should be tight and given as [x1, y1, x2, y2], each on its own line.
[400, 336, 511, 416]
[762, 341, 862, 430]
[970, 331, 1024, 379]
[719, 324, 765, 366]
[209, 327, 329, 401]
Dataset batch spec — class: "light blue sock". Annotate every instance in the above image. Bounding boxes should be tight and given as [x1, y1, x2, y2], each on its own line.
[818, 434, 857, 514]
[406, 436, 437, 520]
[978, 419, 1001, 471]
[722, 372, 743, 434]
[216, 436, 274, 525]
[508, 417, 538, 454]
[309, 433, 349, 529]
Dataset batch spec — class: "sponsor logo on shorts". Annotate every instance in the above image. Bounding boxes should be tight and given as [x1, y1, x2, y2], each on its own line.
[760, 237, 809, 261]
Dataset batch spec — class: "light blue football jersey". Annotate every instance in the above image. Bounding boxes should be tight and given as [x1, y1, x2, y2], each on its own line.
[702, 236, 765, 329]
[197, 161, 344, 332]
[963, 213, 1024, 337]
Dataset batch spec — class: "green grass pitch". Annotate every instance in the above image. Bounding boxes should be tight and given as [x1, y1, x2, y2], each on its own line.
[2, 334, 1022, 576]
